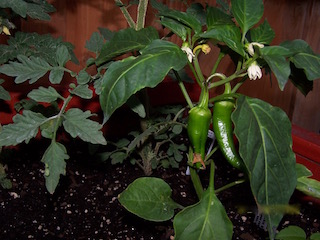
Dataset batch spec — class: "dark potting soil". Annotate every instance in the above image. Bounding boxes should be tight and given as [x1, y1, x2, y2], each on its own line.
[0, 139, 319, 240]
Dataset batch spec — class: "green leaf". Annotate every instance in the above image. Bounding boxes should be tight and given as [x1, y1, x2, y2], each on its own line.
[28, 86, 62, 103]
[280, 39, 314, 55]
[0, 55, 51, 84]
[200, 25, 245, 56]
[100, 39, 187, 122]
[295, 163, 313, 179]
[0, 110, 46, 146]
[77, 70, 91, 85]
[126, 95, 146, 118]
[311, 233, 320, 240]
[160, 17, 188, 41]
[0, 84, 10, 101]
[56, 45, 70, 67]
[232, 96, 297, 238]
[98, 27, 115, 41]
[262, 55, 290, 90]
[275, 226, 306, 240]
[110, 151, 127, 164]
[63, 108, 107, 145]
[69, 84, 93, 99]
[40, 118, 61, 140]
[0, 32, 78, 65]
[49, 68, 64, 84]
[156, 6, 202, 34]
[231, 0, 264, 38]
[296, 176, 320, 199]
[95, 27, 159, 65]
[289, 62, 313, 96]
[261, 46, 292, 57]
[291, 53, 320, 80]
[250, 20, 275, 44]
[85, 32, 104, 53]
[41, 141, 69, 194]
[173, 188, 233, 240]
[206, 6, 233, 28]
[118, 177, 180, 221]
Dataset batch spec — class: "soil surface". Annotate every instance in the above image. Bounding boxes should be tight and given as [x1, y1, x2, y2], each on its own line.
[0, 139, 319, 240]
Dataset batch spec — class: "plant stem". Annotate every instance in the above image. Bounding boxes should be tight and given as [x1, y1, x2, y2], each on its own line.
[215, 179, 246, 194]
[210, 51, 225, 76]
[208, 160, 215, 193]
[190, 167, 203, 200]
[136, 0, 148, 30]
[114, 0, 136, 28]
[173, 70, 194, 109]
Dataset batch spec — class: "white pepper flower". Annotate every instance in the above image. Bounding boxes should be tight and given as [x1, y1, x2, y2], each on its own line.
[247, 42, 264, 56]
[181, 46, 195, 63]
[248, 61, 262, 80]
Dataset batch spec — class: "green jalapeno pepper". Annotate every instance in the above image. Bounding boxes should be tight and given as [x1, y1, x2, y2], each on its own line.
[187, 89, 211, 169]
[212, 84, 244, 170]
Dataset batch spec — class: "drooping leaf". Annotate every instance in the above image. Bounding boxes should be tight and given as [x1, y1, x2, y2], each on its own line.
[0, 55, 51, 84]
[100, 39, 187, 122]
[63, 108, 107, 145]
[288, 62, 313, 96]
[231, 0, 264, 38]
[126, 95, 146, 118]
[232, 96, 296, 239]
[200, 25, 245, 56]
[160, 17, 188, 41]
[41, 141, 69, 194]
[250, 20, 275, 45]
[173, 188, 233, 240]
[95, 27, 159, 65]
[28, 86, 62, 103]
[291, 53, 320, 80]
[118, 177, 180, 221]
[0, 110, 46, 146]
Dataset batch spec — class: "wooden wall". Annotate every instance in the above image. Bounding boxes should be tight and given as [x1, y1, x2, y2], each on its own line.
[15, 0, 320, 133]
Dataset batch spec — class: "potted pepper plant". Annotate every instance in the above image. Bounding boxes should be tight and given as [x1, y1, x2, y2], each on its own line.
[0, 0, 320, 239]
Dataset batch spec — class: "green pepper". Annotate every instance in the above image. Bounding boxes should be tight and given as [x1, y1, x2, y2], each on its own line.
[212, 85, 244, 170]
[187, 89, 211, 169]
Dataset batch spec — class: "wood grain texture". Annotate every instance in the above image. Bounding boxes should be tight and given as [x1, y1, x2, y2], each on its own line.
[17, 0, 320, 132]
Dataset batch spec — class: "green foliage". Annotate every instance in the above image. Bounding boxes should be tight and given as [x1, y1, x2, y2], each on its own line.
[99, 106, 187, 175]
[275, 225, 320, 240]
[118, 177, 181, 221]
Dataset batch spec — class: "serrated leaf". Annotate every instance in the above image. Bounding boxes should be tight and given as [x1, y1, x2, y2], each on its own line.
[0, 85, 11, 101]
[40, 117, 61, 139]
[0, 55, 51, 84]
[96, 27, 159, 65]
[232, 96, 297, 238]
[49, 68, 64, 84]
[41, 141, 69, 194]
[110, 151, 127, 164]
[85, 32, 104, 53]
[250, 20, 275, 44]
[100, 39, 187, 122]
[174, 188, 233, 240]
[231, 0, 264, 38]
[98, 27, 115, 41]
[28, 86, 62, 103]
[63, 108, 106, 145]
[118, 177, 180, 221]
[77, 70, 91, 84]
[0, 32, 78, 65]
[69, 84, 93, 99]
[127, 127, 157, 153]
[56, 45, 70, 66]
[0, 110, 46, 146]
